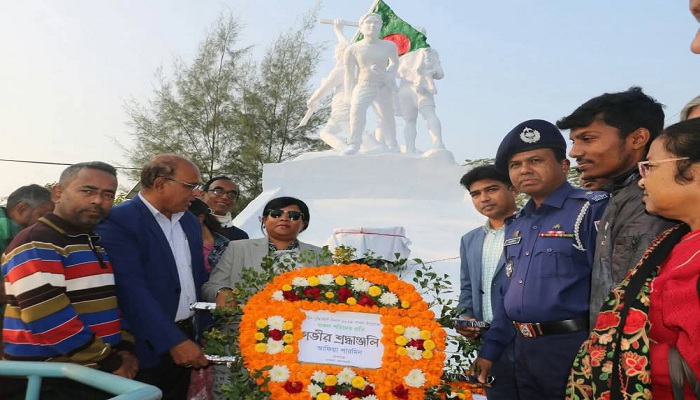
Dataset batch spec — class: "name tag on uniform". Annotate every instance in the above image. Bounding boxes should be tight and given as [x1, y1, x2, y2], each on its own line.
[504, 237, 522, 246]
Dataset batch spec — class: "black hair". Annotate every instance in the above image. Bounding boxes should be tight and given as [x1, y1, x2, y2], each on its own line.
[188, 198, 226, 235]
[6, 184, 52, 211]
[202, 176, 235, 191]
[556, 87, 665, 149]
[459, 165, 512, 191]
[59, 161, 117, 186]
[658, 119, 700, 184]
[261, 196, 310, 232]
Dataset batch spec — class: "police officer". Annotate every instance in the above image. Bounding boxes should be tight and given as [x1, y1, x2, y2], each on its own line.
[471, 119, 608, 400]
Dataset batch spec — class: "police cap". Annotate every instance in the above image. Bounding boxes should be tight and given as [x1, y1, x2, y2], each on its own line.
[494, 119, 566, 174]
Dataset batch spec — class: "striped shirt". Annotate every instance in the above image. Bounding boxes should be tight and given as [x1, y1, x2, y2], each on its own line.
[481, 221, 505, 322]
[1, 214, 130, 371]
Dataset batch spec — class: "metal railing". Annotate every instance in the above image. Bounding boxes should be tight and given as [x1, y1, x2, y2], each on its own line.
[0, 361, 162, 400]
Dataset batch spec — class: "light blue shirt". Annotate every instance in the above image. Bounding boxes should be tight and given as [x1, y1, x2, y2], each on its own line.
[138, 193, 196, 321]
[481, 221, 505, 322]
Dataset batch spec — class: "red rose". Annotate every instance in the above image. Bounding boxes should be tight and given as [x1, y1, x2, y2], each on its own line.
[283, 381, 303, 393]
[623, 308, 647, 334]
[362, 384, 375, 396]
[338, 287, 353, 302]
[322, 386, 337, 395]
[407, 339, 425, 350]
[357, 293, 376, 307]
[391, 384, 410, 399]
[594, 311, 621, 331]
[283, 290, 299, 301]
[268, 329, 283, 341]
[303, 287, 321, 299]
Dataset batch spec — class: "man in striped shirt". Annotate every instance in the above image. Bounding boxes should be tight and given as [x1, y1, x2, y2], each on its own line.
[1, 161, 137, 399]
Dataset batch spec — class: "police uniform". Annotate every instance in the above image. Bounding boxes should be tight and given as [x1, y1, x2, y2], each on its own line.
[479, 120, 609, 400]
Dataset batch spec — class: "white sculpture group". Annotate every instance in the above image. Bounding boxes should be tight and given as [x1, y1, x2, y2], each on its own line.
[301, 13, 445, 156]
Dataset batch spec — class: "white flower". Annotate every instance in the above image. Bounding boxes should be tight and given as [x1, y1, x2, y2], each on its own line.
[292, 277, 309, 287]
[307, 383, 322, 397]
[267, 315, 285, 330]
[378, 292, 398, 306]
[350, 277, 371, 292]
[406, 346, 423, 360]
[336, 367, 356, 385]
[403, 326, 421, 340]
[271, 290, 284, 301]
[266, 338, 284, 354]
[318, 274, 334, 285]
[404, 369, 426, 388]
[330, 395, 347, 400]
[268, 365, 290, 382]
[310, 370, 327, 383]
[362, 395, 379, 400]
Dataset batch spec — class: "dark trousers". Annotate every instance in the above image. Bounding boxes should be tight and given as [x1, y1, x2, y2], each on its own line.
[514, 330, 588, 400]
[136, 352, 191, 400]
[486, 351, 520, 400]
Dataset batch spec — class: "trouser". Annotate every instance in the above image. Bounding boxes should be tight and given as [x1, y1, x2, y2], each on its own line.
[514, 330, 588, 400]
[485, 350, 520, 400]
[137, 352, 191, 400]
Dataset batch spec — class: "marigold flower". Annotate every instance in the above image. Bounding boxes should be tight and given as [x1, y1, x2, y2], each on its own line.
[283, 333, 294, 343]
[351, 376, 367, 389]
[254, 332, 265, 341]
[316, 393, 331, 400]
[397, 347, 408, 356]
[395, 336, 408, 346]
[256, 319, 268, 329]
[283, 345, 294, 354]
[346, 297, 357, 306]
[422, 350, 434, 359]
[419, 330, 432, 340]
[423, 339, 436, 351]
[308, 276, 321, 287]
[325, 291, 335, 299]
[394, 325, 405, 334]
[282, 284, 292, 291]
[282, 320, 293, 330]
[324, 374, 338, 386]
[254, 343, 267, 353]
[368, 286, 382, 297]
[401, 300, 411, 309]
[335, 276, 346, 285]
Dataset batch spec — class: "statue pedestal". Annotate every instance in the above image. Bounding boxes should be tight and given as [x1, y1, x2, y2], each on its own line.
[233, 151, 482, 285]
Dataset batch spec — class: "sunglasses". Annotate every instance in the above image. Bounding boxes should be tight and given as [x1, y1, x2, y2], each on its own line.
[266, 209, 304, 221]
[207, 187, 239, 199]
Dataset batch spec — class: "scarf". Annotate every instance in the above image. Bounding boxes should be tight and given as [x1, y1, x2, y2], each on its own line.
[566, 223, 690, 400]
[214, 212, 234, 228]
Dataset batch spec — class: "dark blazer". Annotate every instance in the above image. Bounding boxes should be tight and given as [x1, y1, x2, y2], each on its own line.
[222, 225, 248, 241]
[457, 226, 508, 320]
[95, 195, 206, 369]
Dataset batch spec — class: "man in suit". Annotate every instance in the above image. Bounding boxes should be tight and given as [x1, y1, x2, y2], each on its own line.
[457, 164, 519, 399]
[96, 154, 209, 399]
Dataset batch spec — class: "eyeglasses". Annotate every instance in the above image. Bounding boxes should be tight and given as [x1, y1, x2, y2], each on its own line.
[637, 157, 689, 178]
[163, 177, 203, 193]
[266, 209, 304, 221]
[206, 187, 239, 200]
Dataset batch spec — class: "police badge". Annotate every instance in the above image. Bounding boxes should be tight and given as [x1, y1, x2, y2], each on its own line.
[506, 258, 514, 278]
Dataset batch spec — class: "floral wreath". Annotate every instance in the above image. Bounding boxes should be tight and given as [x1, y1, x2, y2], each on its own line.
[239, 263, 449, 399]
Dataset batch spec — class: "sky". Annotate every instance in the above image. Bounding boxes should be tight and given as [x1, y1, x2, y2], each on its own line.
[0, 0, 698, 199]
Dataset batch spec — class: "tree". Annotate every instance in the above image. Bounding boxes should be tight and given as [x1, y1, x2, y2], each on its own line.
[124, 9, 328, 211]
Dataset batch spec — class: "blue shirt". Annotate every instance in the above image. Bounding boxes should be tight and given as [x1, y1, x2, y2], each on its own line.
[479, 182, 608, 362]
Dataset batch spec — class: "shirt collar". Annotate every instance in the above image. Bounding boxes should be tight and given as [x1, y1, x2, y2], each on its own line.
[600, 167, 639, 194]
[138, 192, 185, 223]
[481, 219, 506, 233]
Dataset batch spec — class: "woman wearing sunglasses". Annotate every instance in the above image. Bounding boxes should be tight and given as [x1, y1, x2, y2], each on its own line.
[202, 196, 327, 309]
[567, 119, 700, 400]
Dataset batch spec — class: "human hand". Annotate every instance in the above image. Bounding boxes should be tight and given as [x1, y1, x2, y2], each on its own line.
[455, 316, 481, 341]
[470, 357, 493, 387]
[112, 351, 139, 379]
[216, 289, 237, 309]
[169, 339, 209, 369]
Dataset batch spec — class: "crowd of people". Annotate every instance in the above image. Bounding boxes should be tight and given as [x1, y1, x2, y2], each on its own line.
[0, 3, 699, 400]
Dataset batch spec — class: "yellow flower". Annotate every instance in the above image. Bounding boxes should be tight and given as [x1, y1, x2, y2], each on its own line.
[325, 291, 335, 299]
[283, 345, 294, 354]
[283, 334, 294, 343]
[324, 375, 338, 386]
[254, 332, 265, 341]
[368, 286, 382, 297]
[307, 276, 320, 286]
[423, 340, 436, 351]
[395, 336, 408, 346]
[351, 376, 367, 389]
[346, 297, 357, 305]
[282, 284, 292, 291]
[397, 347, 408, 356]
[254, 343, 267, 353]
[401, 300, 411, 309]
[394, 325, 405, 334]
[282, 320, 294, 330]
[256, 319, 268, 329]
[457, 393, 466, 399]
[335, 276, 347, 285]
[422, 350, 434, 359]
[317, 394, 331, 400]
[419, 330, 432, 340]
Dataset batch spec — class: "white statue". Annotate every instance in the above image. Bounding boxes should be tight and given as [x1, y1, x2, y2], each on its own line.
[300, 19, 351, 151]
[343, 13, 399, 155]
[397, 41, 445, 154]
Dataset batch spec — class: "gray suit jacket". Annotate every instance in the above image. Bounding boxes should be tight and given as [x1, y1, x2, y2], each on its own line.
[202, 237, 326, 302]
[457, 226, 508, 321]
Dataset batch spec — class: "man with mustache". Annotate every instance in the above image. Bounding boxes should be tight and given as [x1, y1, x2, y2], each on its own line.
[557, 87, 675, 327]
[1, 162, 138, 399]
